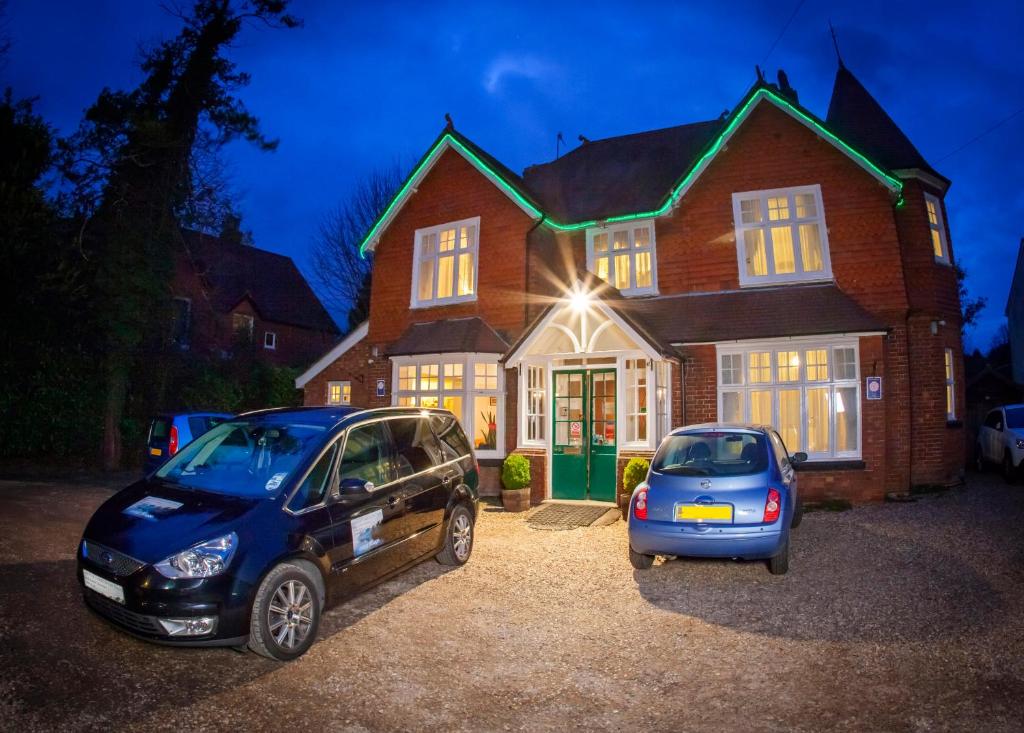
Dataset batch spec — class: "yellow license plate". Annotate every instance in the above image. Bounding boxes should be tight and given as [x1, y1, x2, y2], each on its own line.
[676, 504, 732, 522]
[149, 447, 162, 456]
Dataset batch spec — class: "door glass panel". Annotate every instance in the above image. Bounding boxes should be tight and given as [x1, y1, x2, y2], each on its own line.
[591, 372, 615, 446]
[339, 422, 391, 486]
[390, 417, 444, 477]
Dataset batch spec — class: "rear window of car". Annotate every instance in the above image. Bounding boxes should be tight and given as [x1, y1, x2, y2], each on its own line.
[149, 418, 170, 443]
[430, 413, 472, 462]
[1006, 407, 1024, 430]
[390, 417, 444, 476]
[652, 432, 769, 477]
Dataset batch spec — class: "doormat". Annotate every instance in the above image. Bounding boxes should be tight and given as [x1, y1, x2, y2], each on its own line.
[526, 503, 616, 530]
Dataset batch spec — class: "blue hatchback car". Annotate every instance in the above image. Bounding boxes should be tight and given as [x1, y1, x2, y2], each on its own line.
[627, 424, 805, 575]
[145, 412, 233, 472]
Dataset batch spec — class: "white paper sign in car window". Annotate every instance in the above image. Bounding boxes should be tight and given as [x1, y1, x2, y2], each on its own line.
[351, 509, 384, 557]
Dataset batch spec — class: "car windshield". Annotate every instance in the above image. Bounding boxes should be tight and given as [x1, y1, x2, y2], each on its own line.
[155, 420, 327, 497]
[1006, 407, 1024, 430]
[652, 431, 769, 477]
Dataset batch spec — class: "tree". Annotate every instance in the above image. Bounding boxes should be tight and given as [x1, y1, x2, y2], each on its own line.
[60, 0, 299, 469]
[311, 164, 405, 331]
[955, 262, 986, 337]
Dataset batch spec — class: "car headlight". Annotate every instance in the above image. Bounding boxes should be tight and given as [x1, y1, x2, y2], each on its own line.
[154, 532, 238, 579]
[1016, 438, 1024, 450]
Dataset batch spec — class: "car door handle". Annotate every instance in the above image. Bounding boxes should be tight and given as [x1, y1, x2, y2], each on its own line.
[441, 474, 452, 486]
[387, 495, 400, 508]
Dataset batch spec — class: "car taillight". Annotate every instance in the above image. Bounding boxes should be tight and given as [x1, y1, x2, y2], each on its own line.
[763, 487, 781, 523]
[633, 482, 649, 521]
[168, 425, 179, 456]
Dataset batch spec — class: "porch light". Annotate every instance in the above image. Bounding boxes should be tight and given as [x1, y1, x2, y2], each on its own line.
[568, 288, 592, 313]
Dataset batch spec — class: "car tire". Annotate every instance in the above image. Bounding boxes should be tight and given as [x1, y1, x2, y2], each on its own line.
[1004, 453, 1018, 484]
[790, 499, 804, 529]
[768, 537, 790, 575]
[629, 546, 655, 570]
[436, 504, 474, 566]
[975, 444, 986, 473]
[248, 562, 322, 661]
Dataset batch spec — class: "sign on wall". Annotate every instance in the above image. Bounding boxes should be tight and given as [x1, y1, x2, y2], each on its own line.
[376, 378, 386, 398]
[866, 376, 882, 400]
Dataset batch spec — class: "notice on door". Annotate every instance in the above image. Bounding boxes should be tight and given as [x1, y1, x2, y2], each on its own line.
[352, 509, 384, 557]
[570, 421, 582, 438]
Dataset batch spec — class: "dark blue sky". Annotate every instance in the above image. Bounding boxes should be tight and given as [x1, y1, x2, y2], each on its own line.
[4, 1, 1022, 350]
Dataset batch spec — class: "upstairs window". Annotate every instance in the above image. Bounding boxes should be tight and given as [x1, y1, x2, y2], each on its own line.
[925, 193, 950, 264]
[232, 313, 254, 342]
[944, 348, 956, 420]
[586, 221, 657, 296]
[264, 331, 277, 350]
[732, 185, 832, 287]
[411, 217, 479, 307]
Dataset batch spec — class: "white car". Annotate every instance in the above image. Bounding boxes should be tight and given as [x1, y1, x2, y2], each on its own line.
[976, 404, 1024, 481]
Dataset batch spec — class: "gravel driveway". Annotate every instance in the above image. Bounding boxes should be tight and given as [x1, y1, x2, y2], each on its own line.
[1, 474, 1022, 732]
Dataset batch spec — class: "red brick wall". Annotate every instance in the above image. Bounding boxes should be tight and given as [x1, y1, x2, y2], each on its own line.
[302, 337, 374, 407]
[367, 148, 537, 347]
[511, 448, 546, 505]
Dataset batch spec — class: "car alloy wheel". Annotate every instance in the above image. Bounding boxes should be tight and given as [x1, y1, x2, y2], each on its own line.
[452, 512, 472, 562]
[268, 579, 314, 652]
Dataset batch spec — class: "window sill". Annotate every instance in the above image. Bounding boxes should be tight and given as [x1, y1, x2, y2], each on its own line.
[737, 275, 834, 289]
[410, 295, 478, 309]
[794, 460, 865, 472]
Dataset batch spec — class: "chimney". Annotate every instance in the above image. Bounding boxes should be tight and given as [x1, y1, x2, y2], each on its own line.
[219, 214, 244, 246]
[776, 69, 799, 103]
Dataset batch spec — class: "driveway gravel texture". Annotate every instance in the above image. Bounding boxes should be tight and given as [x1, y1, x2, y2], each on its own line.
[1, 473, 1023, 732]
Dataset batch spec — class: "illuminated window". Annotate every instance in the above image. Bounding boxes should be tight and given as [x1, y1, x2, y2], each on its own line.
[718, 339, 860, 459]
[925, 193, 950, 264]
[524, 366, 546, 444]
[392, 355, 503, 457]
[732, 185, 832, 286]
[625, 359, 649, 443]
[327, 381, 351, 406]
[412, 217, 480, 307]
[945, 348, 956, 420]
[585, 221, 657, 296]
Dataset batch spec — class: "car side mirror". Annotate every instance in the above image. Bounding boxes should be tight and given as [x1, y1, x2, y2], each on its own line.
[339, 478, 374, 495]
[791, 452, 808, 465]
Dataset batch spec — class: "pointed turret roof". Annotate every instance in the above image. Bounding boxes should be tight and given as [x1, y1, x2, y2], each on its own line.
[826, 66, 946, 184]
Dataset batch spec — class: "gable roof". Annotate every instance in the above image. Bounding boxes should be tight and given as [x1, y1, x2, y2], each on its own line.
[826, 66, 946, 185]
[385, 317, 510, 356]
[182, 229, 338, 334]
[294, 321, 368, 388]
[359, 80, 907, 254]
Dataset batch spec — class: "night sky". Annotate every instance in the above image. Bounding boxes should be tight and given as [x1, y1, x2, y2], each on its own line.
[3, 0, 1022, 349]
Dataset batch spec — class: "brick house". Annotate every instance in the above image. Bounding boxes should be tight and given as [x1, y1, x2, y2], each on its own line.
[297, 66, 965, 504]
[171, 228, 339, 367]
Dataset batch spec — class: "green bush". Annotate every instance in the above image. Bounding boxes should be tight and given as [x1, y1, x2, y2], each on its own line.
[501, 454, 531, 490]
[622, 457, 650, 495]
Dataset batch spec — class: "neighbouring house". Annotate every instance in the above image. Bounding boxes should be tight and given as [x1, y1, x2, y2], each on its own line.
[1008, 238, 1024, 384]
[296, 64, 965, 504]
[172, 227, 339, 366]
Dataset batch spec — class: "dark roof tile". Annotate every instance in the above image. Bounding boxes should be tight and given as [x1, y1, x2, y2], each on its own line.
[386, 317, 510, 356]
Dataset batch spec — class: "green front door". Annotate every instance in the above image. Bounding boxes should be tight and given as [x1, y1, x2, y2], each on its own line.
[551, 369, 617, 501]
[588, 370, 617, 501]
[552, 371, 587, 499]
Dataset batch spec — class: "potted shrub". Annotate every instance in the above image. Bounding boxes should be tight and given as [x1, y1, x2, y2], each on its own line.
[620, 457, 650, 520]
[500, 454, 532, 512]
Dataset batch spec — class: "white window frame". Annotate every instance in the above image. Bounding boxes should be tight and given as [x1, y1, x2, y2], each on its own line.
[327, 380, 351, 406]
[716, 336, 861, 460]
[391, 352, 504, 459]
[410, 216, 481, 308]
[585, 220, 658, 296]
[925, 193, 950, 265]
[944, 348, 956, 420]
[731, 184, 834, 287]
[520, 363, 547, 447]
[264, 331, 277, 350]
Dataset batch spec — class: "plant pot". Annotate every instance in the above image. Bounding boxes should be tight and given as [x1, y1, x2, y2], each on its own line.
[501, 487, 531, 512]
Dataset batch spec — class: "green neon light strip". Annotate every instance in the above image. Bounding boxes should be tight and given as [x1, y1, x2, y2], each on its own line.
[359, 88, 903, 255]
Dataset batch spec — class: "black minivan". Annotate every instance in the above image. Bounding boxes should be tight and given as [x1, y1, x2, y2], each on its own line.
[78, 407, 479, 660]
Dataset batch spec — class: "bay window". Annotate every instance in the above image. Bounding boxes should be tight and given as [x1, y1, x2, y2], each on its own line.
[732, 185, 833, 286]
[717, 339, 860, 459]
[392, 354, 503, 458]
[586, 221, 658, 296]
[411, 217, 480, 307]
